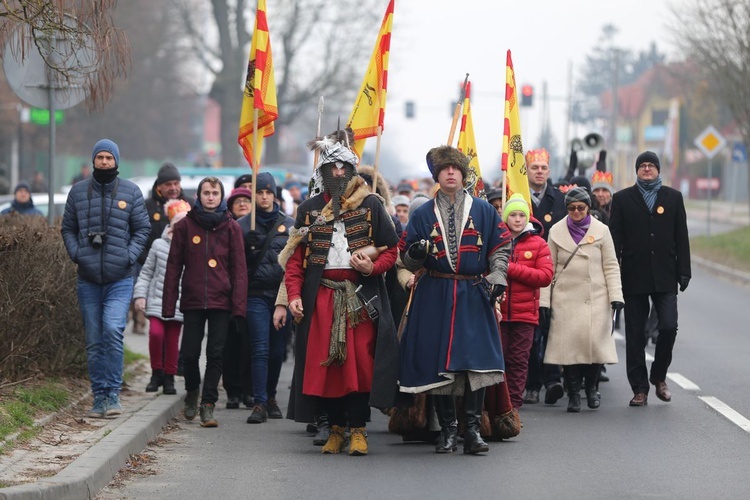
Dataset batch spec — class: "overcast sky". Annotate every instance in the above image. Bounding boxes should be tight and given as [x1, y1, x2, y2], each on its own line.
[367, 0, 676, 182]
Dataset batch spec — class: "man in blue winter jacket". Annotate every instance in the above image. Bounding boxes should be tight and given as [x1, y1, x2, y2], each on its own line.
[61, 139, 150, 418]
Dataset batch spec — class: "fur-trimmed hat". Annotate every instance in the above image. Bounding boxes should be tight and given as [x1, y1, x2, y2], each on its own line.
[635, 151, 660, 173]
[425, 146, 469, 183]
[564, 186, 591, 207]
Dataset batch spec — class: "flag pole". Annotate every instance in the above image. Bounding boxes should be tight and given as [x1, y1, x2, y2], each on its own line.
[251, 108, 260, 230]
[502, 171, 507, 207]
[447, 73, 469, 146]
[313, 96, 324, 172]
[371, 125, 383, 194]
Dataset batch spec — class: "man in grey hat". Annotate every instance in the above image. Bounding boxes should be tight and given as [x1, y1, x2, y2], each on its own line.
[609, 151, 691, 407]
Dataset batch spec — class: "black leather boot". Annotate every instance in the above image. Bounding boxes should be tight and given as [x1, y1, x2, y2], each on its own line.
[565, 365, 582, 413]
[584, 364, 601, 409]
[146, 369, 163, 392]
[433, 396, 458, 453]
[162, 374, 177, 395]
[463, 387, 489, 454]
[312, 413, 330, 446]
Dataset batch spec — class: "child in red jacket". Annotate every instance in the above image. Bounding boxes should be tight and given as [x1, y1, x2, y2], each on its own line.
[498, 194, 554, 412]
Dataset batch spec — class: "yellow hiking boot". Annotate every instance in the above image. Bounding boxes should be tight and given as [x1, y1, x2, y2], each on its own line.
[348, 427, 368, 456]
[321, 425, 346, 454]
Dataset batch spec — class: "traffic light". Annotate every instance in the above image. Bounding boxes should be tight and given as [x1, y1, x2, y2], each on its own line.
[405, 100, 415, 119]
[521, 84, 533, 107]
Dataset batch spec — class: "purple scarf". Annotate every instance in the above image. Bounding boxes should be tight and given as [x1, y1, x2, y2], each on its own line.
[566, 214, 591, 244]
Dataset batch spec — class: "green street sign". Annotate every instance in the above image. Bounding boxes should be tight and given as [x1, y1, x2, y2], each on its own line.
[30, 108, 64, 125]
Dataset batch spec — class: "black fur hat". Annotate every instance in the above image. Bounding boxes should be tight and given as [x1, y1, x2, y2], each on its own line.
[425, 146, 469, 183]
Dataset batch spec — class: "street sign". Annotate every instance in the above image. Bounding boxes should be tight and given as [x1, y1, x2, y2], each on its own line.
[732, 143, 747, 163]
[30, 108, 64, 125]
[694, 125, 727, 159]
[696, 177, 720, 190]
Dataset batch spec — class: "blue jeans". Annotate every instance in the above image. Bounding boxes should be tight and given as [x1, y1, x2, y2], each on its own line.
[77, 276, 133, 397]
[268, 310, 291, 399]
[246, 296, 274, 406]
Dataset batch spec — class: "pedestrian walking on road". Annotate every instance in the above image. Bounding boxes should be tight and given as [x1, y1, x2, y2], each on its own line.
[281, 129, 400, 456]
[133, 199, 191, 395]
[61, 139, 150, 418]
[398, 145, 511, 455]
[609, 151, 691, 407]
[162, 177, 248, 428]
[541, 187, 623, 412]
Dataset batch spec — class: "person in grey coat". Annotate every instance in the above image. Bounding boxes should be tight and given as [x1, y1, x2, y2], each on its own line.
[61, 139, 150, 419]
[133, 199, 191, 395]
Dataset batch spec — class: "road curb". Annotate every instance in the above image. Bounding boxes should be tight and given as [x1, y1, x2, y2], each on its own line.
[0, 393, 183, 500]
[692, 255, 750, 287]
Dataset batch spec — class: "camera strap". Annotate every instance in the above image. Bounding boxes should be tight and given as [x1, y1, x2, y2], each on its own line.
[86, 177, 120, 233]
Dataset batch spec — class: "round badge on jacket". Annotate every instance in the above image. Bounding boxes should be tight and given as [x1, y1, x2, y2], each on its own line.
[153, 212, 161, 221]
[278, 225, 286, 233]
[586, 235, 595, 244]
[118, 200, 127, 209]
[192, 235, 201, 244]
[544, 214, 552, 222]
[656, 206, 665, 214]
[524, 251, 533, 259]
[208, 258, 217, 268]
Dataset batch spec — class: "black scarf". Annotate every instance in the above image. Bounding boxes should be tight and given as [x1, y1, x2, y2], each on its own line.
[256, 202, 281, 227]
[192, 198, 228, 230]
[93, 166, 119, 184]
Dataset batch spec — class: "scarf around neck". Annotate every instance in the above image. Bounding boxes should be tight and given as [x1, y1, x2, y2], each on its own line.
[567, 214, 591, 245]
[636, 177, 662, 213]
[193, 198, 228, 230]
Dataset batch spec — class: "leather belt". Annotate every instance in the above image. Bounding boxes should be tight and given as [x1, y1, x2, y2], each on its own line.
[428, 270, 479, 281]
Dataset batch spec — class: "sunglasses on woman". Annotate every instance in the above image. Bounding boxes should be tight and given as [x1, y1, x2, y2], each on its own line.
[567, 204, 588, 212]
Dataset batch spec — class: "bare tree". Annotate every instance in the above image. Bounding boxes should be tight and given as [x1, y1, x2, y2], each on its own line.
[670, 0, 750, 204]
[174, 0, 381, 166]
[0, 0, 130, 110]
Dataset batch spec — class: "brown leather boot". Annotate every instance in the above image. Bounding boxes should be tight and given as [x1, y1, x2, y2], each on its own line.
[321, 425, 346, 454]
[348, 427, 368, 456]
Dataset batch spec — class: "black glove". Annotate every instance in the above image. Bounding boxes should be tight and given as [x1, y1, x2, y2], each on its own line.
[490, 284, 506, 301]
[539, 307, 551, 330]
[678, 275, 690, 292]
[407, 240, 429, 260]
[611, 301, 624, 312]
[244, 230, 267, 250]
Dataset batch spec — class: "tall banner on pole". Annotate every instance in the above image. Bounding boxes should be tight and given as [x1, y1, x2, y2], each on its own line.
[501, 50, 531, 207]
[457, 81, 486, 199]
[238, 0, 278, 168]
[347, 0, 394, 159]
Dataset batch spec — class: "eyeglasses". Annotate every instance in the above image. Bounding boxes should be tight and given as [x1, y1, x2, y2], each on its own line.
[233, 199, 251, 205]
[638, 163, 657, 171]
[567, 205, 588, 212]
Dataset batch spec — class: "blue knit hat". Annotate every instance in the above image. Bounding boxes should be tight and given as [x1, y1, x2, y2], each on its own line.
[256, 172, 277, 195]
[92, 139, 120, 166]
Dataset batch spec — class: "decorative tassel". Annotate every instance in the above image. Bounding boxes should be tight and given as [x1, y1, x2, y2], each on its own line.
[468, 218, 475, 230]
[477, 233, 483, 247]
[430, 226, 438, 238]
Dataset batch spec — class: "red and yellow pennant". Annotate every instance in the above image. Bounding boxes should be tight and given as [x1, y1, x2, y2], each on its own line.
[238, 0, 278, 168]
[347, 0, 394, 159]
[457, 81, 486, 199]
[501, 50, 531, 206]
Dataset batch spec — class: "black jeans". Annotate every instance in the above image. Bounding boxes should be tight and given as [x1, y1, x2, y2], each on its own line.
[526, 323, 562, 391]
[182, 309, 230, 405]
[222, 315, 252, 399]
[624, 292, 678, 394]
[322, 392, 370, 428]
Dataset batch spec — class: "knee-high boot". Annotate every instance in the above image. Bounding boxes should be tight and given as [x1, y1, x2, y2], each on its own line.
[463, 386, 489, 454]
[433, 395, 458, 453]
[584, 364, 601, 409]
[564, 365, 582, 413]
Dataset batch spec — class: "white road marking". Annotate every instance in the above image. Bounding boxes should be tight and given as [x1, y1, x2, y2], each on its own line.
[699, 396, 750, 433]
[667, 372, 700, 391]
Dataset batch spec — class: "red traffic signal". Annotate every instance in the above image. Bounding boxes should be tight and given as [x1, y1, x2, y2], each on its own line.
[521, 84, 533, 107]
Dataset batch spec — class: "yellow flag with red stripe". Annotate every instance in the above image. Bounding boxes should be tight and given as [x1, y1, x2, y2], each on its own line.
[347, 0, 394, 159]
[238, 0, 278, 168]
[501, 50, 531, 206]
[457, 81, 486, 199]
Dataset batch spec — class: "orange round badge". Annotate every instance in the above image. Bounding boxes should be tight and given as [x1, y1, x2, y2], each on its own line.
[208, 259, 217, 268]
[118, 200, 127, 209]
[524, 251, 533, 259]
[153, 212, 161, 221]
[586, 235, 595, 244]
[192, 236, 201, 244]
[656, 206, 665, 214]
[278, 225, 286, 233]
[544, 214, 552, 222]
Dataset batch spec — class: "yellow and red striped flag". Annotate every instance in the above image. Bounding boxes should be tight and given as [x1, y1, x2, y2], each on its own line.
[347, 0, 394, 159]
[501, 50, 531, 206]
[238, 0, 278, 168]
[457, 81, 486, 199]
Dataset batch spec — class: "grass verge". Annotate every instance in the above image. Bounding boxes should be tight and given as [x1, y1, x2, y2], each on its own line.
[691, 226, 750, 273]
[0, 382, 70, 447]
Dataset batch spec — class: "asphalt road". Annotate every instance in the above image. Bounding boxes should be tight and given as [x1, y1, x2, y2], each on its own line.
[99, 261, 750, 500]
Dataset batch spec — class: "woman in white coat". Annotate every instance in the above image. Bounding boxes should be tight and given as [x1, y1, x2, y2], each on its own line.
[540, 187, 624, 412]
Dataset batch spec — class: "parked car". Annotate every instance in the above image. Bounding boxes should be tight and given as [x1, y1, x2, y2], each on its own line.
[0, 193, 68, 217]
